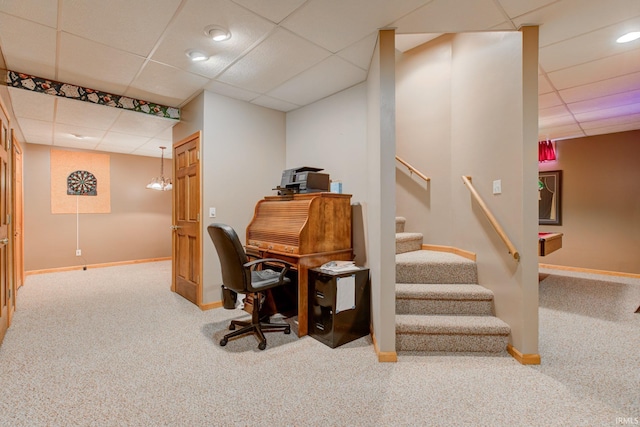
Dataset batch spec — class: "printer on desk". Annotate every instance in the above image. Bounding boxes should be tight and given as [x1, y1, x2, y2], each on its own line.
[278, 166, 330, 195]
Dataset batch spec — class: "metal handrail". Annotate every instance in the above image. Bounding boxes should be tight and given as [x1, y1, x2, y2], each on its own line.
[396, 156, 430, 182]
[461, 175, 520, 261]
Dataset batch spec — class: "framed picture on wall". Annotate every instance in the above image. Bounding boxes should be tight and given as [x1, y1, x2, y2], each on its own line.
[539, 170, 562, 225]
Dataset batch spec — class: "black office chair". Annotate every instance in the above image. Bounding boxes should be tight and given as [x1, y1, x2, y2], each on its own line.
[208, 223, 294, 350]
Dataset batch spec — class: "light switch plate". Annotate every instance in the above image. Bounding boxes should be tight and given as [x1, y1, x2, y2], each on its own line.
[209, 207, 216, 218]
[493, 180, 502, 195]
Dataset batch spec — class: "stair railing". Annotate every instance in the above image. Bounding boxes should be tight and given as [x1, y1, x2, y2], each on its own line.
[461, 175, 520, 261]
[396, 156, 430, 182]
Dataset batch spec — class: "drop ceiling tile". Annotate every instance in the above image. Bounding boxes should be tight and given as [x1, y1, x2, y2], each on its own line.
[7, 88, 55, 121]
[126, 61, 210, 107]
[513, 0, 640, 47]
[17, 118, 53, 145]
[539, 123, 585, 140]
[53, 138, 100, 151]
[0, 14, 57, 78]
[337, 32, 378, 69]
[580, 111, 640, 130]
[55, 97, 121, 130]
[54, 123, 106, 147]
[250, 95, 300, 112]
[133, 139, 174, 158]
[60, 0, 182, 57]
[559, 72, 640, 103]
[584, 122, 640, 136]
[539, 16, 640, 73]
[267, 56, 367, 106]
[217, 28, 330, 93]
[546, 49, 640, 90]
[97, 131, 151, 152]
[231, 0, 306, 23]
[395, 33, 442, 53]
[283, 0, 429, 53]
[539, 92, 563, 109]
[0, 0, 58, 27]
[391, 0, 505, 34]
[57, 32, 146, 95]
[204, 81, 260, 102]
[573, 102, 640, 123]
[109, 110, 177, 138]
[567, 89, 640, 115]
[151, 0, 275, 79]
[538, 74, 554, 94]
[539, 105, 574, 128]
[495, 0, 557, 19]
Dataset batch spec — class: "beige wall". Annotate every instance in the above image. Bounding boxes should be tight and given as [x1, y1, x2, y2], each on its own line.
[539, 130, 640, 274]
[24, 144, 172, 271]
[199, 92, 286, 303]
[286, 83, 368, 202]
[395, 30, 540, 354]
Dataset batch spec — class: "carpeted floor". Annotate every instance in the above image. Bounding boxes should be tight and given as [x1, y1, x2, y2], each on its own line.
[0, 261, 637, 426]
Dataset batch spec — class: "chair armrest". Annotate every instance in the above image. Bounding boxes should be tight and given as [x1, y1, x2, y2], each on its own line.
[244, 258, 295, 283]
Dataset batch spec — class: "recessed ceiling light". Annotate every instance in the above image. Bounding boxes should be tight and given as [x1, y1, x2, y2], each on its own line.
[185, 50, 209, 62]
[204, 25, 231, 42]
[616, 31, 640, 43]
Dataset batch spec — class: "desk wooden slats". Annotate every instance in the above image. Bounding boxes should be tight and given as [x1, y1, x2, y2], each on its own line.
[247, 193, 352, 255]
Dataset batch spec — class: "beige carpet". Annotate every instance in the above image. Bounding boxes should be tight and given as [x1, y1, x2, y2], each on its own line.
[0, 261, 637, 426]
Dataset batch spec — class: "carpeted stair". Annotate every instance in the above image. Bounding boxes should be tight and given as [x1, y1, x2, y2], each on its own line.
[395, 217, 510, 353]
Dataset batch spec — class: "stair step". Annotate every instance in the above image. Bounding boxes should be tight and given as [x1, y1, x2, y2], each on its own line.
[396, 315, 510, 352]
[396, 284, 494, 315]
[396, 232, 423, 254]
[396, 250, 478, 284]
[396, 216, 406, 233]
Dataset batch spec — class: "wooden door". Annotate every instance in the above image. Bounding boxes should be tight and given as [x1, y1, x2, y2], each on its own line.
[12, 134, 23, 291]
[172, 132, 201, 305]
[0, 104, 10, 341]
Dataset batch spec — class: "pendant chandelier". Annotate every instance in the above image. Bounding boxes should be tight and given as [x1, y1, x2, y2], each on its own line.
[146, 146, 172, 191]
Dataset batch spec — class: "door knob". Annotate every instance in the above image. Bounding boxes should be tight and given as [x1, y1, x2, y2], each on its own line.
[0, 238, 8, 245]
[170, 225, 182, 230]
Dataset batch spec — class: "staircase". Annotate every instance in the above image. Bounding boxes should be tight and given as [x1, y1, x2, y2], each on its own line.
[395, 217, 510, 353]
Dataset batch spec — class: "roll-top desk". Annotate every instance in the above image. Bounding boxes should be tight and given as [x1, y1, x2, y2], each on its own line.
[245, 192, 353, 336]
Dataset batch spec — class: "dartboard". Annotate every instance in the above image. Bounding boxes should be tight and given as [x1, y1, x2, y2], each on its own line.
[67, 170, 97, 196]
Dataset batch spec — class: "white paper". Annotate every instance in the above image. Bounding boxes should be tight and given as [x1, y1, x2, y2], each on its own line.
[336, 275, 356, 313]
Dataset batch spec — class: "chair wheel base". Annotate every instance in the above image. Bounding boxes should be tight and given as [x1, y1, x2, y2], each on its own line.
[258, 341, 266, 350]
[220, 338, 228, 346]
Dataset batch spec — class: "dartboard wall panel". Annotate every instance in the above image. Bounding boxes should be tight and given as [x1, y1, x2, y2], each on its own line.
[51, 149, 111, 214]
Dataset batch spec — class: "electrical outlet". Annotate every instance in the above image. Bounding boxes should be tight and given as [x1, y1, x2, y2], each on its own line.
[76, 249, 82, 256]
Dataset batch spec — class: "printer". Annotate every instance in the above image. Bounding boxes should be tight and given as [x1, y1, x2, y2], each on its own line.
[278, 166, 330, 194]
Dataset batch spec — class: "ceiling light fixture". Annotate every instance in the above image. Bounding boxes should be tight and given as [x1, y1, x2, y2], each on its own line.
[616, 31, 640, 43]
[185, 49, 209, 62]
[204, 25, 231, 42]
[146, 146, 172, 191]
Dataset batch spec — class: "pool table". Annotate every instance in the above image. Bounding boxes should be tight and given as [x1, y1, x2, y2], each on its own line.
[539, 232, 563, 256]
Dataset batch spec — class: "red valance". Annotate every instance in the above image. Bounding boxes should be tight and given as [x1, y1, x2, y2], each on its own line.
[539, 140, 556, 162]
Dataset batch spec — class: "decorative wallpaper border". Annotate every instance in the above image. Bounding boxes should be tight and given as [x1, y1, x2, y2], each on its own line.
[5, 70, 179, 120]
